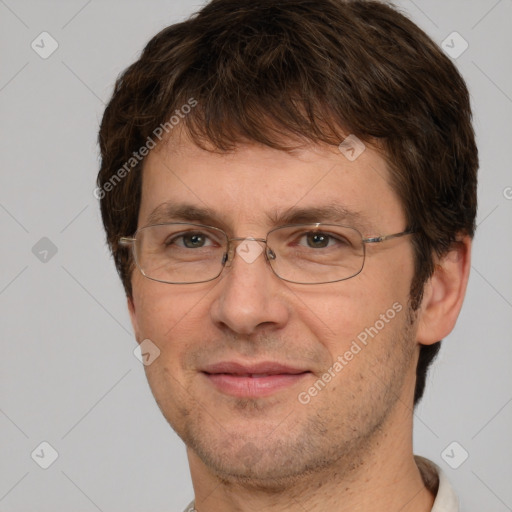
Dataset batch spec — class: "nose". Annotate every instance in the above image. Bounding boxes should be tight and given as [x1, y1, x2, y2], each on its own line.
[209, 239, 291, 336]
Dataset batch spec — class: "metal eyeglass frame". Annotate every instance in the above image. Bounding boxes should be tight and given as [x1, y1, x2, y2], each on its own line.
[119, 222, 415, 285]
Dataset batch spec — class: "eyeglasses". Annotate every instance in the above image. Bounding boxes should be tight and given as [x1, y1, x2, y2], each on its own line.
[119, 223, 414, 285]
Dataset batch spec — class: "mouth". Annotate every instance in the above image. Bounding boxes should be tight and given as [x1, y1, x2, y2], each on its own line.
[201, 361, 311, 398]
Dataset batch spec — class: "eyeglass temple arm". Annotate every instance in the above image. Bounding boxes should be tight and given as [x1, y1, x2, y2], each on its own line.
[119, 237, 135, 246]
[362, 230, 414, 244]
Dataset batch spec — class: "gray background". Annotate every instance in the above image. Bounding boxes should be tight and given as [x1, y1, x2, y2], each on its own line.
[0, 0, 511, 511]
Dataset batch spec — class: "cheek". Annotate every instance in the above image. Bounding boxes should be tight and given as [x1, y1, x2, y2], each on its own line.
[302, 269, 412, 360]
[132, 276, 206, 336]
[131, 282, 205, 416]
[131, 280, 207, 374]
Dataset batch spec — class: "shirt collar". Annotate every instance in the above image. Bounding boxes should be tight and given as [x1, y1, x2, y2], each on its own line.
[415, 455, 459, 512]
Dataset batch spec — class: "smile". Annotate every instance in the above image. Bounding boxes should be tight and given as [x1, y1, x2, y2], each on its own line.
[201, 361, 311, 398]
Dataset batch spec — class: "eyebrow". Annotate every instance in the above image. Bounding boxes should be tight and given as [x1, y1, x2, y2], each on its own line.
[144, 201, 374, 231]
[145, 202, 225, 227]
[270, 204, 372, 229]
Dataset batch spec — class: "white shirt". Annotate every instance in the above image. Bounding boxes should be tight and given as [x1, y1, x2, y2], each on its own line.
[416, 455, 459, 512]
[182, 455, 458, 512]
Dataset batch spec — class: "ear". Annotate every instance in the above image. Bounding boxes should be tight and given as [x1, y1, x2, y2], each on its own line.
[127, 295, 142, 344]
[416, 235, 472, 345]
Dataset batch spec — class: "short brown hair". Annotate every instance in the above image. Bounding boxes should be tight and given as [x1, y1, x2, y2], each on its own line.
[97, 0, 478, 405]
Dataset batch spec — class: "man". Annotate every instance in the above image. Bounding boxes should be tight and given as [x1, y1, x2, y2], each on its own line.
[97, 0, 478, 510]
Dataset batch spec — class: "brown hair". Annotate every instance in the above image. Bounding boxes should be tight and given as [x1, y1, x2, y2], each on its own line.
[97, 0, 478, 405]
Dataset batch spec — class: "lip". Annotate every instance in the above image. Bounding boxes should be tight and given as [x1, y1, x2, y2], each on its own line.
[201, 361, 311, 398]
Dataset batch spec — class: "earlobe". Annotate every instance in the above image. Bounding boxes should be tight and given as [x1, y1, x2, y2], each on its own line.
[127, 295, 141, 343]
[416, 236, 472, 346]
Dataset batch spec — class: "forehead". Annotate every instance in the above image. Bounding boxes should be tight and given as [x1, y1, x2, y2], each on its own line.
[138, 132, 405, 234]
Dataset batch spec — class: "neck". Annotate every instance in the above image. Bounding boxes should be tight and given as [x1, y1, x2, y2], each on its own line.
[187, 409, 434, 512]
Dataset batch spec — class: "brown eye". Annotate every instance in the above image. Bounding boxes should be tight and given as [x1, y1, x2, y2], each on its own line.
[306, 233, 330, 248]
[165, 231, 214, 248]
[182, 233, 207, 248]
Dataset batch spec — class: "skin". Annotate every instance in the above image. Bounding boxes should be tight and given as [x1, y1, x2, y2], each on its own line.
[128, 131, 471, 512]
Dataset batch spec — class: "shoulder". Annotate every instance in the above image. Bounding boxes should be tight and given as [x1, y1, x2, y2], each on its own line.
[415, 455, 459, 512]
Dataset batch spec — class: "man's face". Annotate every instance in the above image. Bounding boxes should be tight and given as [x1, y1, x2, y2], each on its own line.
[128, 134, 420, 484]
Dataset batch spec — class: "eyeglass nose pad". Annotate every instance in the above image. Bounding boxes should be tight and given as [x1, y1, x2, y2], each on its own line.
[267, 247, 277, 260]
[222, 243, 237, 267]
